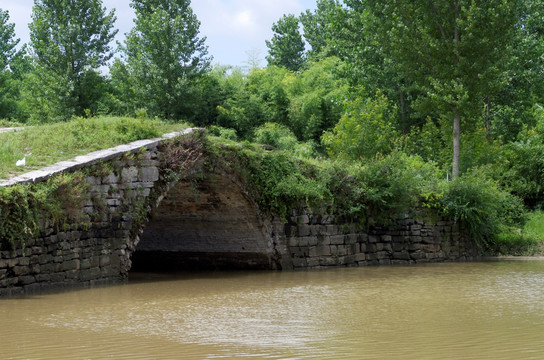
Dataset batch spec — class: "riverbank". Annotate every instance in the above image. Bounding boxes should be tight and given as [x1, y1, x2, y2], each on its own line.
[486, 256, 544, 261]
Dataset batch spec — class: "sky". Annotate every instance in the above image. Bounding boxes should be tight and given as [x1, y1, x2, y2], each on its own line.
[1, 0, 317, 68]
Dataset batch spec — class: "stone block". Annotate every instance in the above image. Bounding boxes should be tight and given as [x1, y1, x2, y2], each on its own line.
[290, 215, 310, 225]
[325, 225, 337, 235]
[330, 235, 345, 245]
[410, 252, 426, 261]
[288, 237, 299, 247]
[121, 167, 139, 182]
[354, 253, 367, 262]
[102, 174, 120, 184]
[319, 257, 339, 266]
[307, 258, 321, 267]
[65, 270, 79, 280]
[337, 245, 349, 256]
[291, 258, 308, 268]
[61, 259, 80, 271]
[50, 273, 66, 282]
[291, 247, 309, 257]
[99, 255, 111, 267]
[36, 274, 52, 282]
[80, 267, 102, 281]
[86, 176, 101, 185]
[309, 245, 331, 257]
[351, 243, 360, 254]
[13, 266, 30, 276]
[346, 234, 358, 244]
[317, 235, 331, 246]
[296, 225, 311, 237]
[19, 275, 36, 285]
[106, 199, 122, 207]
[393, 251, 411, 260]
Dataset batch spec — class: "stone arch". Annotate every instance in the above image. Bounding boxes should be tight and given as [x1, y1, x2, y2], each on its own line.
[130, 170, 281, 271]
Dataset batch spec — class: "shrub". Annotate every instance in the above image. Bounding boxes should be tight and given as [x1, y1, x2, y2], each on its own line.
[208, 125, 238, 140]
[357, 151, 443, 220]
[322, 93, 399, 161]
[440, 171, 526, 247]
[253, 122, 298, 150]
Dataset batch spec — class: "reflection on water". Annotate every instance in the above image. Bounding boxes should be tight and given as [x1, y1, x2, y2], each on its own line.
[1, 261, 544, 359]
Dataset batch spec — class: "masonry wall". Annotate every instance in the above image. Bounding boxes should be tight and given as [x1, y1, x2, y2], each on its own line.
[0, 145, 164, 296]
[0, 132, 480, 296]
[274, 209, 479, 270]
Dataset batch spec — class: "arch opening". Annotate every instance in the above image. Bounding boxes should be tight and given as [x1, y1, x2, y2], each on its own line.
[131, 175, 278, 271]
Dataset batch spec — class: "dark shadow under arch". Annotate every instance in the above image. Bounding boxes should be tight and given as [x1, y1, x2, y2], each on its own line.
[131, 174, 279, 271]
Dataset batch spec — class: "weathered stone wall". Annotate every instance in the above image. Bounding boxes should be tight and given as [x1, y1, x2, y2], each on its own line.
[0, 131, 480, 296]
[274, 209, 479, 270]
[0, 142, 166, 296]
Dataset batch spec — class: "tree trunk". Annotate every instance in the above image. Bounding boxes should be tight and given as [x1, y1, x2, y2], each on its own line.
[398, 86, 407, 133]
[485, 101, 491, 139]
[452, 112, 460, 179]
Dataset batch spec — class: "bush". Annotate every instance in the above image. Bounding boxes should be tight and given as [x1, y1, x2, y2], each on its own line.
[358, 151, 443, 219]
[322, 93, 399, 161]
[208, 125, 238, 140]
[253, 122, 298, 150]
[440, 171, 526, 247]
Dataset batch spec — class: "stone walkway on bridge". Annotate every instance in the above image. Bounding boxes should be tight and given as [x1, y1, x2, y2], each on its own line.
[0, 128, 196, 187]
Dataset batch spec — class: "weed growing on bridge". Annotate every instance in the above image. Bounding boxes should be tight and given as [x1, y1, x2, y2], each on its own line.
[0, 171, 91, 252]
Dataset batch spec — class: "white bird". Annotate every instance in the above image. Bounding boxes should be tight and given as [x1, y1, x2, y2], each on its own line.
[16, 157, 26, 167]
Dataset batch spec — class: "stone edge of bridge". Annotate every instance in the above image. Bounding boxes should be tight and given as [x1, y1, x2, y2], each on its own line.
[0, 128, 196, 188]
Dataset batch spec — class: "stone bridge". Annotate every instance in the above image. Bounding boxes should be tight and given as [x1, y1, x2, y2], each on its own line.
[0, 129, 478, 295]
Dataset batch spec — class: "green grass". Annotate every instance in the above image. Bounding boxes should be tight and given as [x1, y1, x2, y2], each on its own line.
[0, 119, 24, 127]
[524, 210, 544, 237]
[492, 211, 544, 256]
[0, 116, 188, 179]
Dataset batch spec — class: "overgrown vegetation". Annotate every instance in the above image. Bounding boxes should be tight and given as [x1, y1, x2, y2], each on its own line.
[1, 0, 543, 255]
[0, 171, 90, 252]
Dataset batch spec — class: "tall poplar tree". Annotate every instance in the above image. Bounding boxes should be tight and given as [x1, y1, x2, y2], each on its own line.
[118, 0, 210, 120]
[0, 9, 23, 118]
[299, 0, 339, 59]
[27, 0, 117, 121]
[266, 14, 305, 71]
[349, 0, 523, 177]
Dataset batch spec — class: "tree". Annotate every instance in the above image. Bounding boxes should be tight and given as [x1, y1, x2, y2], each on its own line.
[0, 9, 24, 118]
[299, 0, 339, 59]
[287, 57, 348, 141]
[322, 93, 398, 160]
[118, 0, 210, 120]
[487, 0, 544, 141]
[351, 0, 523, 178]
[266, 14, 305, 71]
[28, 0, 117, 120]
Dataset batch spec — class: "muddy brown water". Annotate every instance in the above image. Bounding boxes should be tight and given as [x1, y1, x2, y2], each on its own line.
[1, 260, 544, 359]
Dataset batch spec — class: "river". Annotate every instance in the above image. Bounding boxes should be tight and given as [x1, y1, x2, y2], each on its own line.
[1, 260, 544, 359]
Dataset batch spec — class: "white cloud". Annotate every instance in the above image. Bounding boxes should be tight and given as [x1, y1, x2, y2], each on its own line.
[1, 0, 316, 67]
[192, 0, 314, 66]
